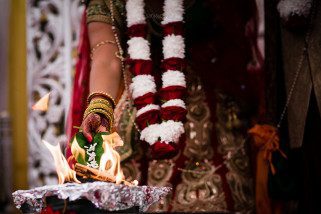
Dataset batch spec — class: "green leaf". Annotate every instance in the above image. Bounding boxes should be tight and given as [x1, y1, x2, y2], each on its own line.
[75, 132, 87, 148]
[92, 132, 106, 165]
[73, 133, 88, 164]
[70, 132, 110, 167]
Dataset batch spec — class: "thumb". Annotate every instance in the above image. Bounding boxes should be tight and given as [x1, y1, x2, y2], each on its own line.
[83, 122, 93, 143]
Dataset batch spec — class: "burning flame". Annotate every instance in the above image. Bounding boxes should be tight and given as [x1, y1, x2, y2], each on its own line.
[43, 140, 80, 184]
[99, 133, 125, 184]
[32, 92, 50, 111]
[43, 132, 138, 186]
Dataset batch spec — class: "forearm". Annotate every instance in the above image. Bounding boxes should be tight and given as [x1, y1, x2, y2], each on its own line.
[88, 22, 121, 100]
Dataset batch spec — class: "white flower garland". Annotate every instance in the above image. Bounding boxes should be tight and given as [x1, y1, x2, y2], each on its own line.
[162, 70, 186, 88]
[163, 35, 185, 59]
[127, 37, 151, 60]
[130, 75, 156, 99]
[136, 104, 160, 117]
[161, 0, 184, 24]
[126, 0, 146, 26]
[162, 99, 186, 109]
[140, 120, 185, 145]
[126, 0, 186, 147]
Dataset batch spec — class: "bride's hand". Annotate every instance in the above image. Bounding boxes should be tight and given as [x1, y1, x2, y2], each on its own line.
[81, 113, 109, 142]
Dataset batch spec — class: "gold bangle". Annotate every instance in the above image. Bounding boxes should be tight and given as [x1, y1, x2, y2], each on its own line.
[87, 92, 116, 108]
[83, 107, 114, 121]
[86, 103, 113, 113]
[89, 99, 114, 109]
[90, 40, 116, 60]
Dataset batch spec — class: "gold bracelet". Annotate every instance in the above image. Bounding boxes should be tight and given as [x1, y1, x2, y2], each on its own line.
[83, 109, 113, 122]
[83, 108, 114, 120]
[83, 107, 114, 121]
[86, 103, 113, 113]
[87, 92, 116, 108]
[90, 40, 116, 60]
[89, 99, 114, 109]
[84, 102, 114, 116]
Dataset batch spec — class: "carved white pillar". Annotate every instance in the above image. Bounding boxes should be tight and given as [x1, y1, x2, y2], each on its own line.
[26, 0, 83, 188]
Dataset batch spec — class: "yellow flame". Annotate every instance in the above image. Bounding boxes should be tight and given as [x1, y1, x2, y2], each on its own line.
[32, 92, 50, 111]
[99, 132, 125, 184]
[45, 132, 134, 185]
[70, 137, 86, 163]
[43, 140, 80, 184]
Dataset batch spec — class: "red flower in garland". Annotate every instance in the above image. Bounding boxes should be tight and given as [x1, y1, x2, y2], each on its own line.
[160, 86, 186, 101]
[126, 0, 186, 160]
[127, 24, 147, 38]
[161, 106, 187, 121]
[134, 92, 156, 109]
[150, 141, 179, 160]
[126, 59, 153, 76]
[163, 22, 184, 36]
[136, 109, 160, 130]
[162, 57, 186, 71]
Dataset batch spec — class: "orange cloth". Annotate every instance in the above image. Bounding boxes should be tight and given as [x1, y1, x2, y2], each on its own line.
[248, 124, 286, 214]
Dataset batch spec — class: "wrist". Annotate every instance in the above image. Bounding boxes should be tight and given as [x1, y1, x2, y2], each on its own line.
[83, 96, 115, 132]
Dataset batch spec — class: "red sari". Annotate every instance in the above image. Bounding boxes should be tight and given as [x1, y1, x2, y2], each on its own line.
[66, 0, 263, 212]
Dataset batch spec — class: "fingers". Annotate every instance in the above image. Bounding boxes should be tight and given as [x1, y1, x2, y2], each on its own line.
[82, 121, 93, 143]
[96, 125, 108, 133]
[82, 113, 102, 142]
[96, 117, 109, 133]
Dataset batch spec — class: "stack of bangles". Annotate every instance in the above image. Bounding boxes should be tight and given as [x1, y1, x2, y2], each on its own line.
[83, 92, 117, 133]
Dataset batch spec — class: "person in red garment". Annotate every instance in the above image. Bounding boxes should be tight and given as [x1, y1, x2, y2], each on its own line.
[66, 0, 263, 212]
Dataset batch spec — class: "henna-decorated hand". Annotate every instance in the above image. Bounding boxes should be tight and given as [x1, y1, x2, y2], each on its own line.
[81, 113, 110, 143]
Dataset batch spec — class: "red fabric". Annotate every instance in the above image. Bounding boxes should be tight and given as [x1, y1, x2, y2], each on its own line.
[126, 59, 153, 75]
[41, 205, 77, 214]
[136, 109, 160, 130]
[159, 86, 186, 101]
[163, 22, 184, 36]
[161, 106, 187, 121]
[127, 24, 148, 37]
[41, 206, 60, 214]
[161, 57, 186, 71]
[65, 10, 91, 159]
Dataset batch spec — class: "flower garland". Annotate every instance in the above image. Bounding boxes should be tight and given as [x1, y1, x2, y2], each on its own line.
[126, 0, 186, 159]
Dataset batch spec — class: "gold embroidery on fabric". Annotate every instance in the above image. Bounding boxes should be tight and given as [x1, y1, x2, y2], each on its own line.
[173, 160, 227, 212]
[147, 159, 174, 187]
[148, 70, 234, 212]
[183, 73, 213, 159]
[86, 1, 112, 24]
[117, 103, 141, 183]
[171, 71, 227, 212]
[116, 106, 135, 161]
[86, 0, 125, 30]
[215, 92, 255, 213]
[147, 159, 174, 212]
[121, 160, 141, 182]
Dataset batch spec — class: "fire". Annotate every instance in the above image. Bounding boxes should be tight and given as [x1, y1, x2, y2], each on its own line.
[44, 132, 138, 186]
[99, 132, 125, 184]
[43, 140, 80, 184]
[32, 92, 50, 111]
